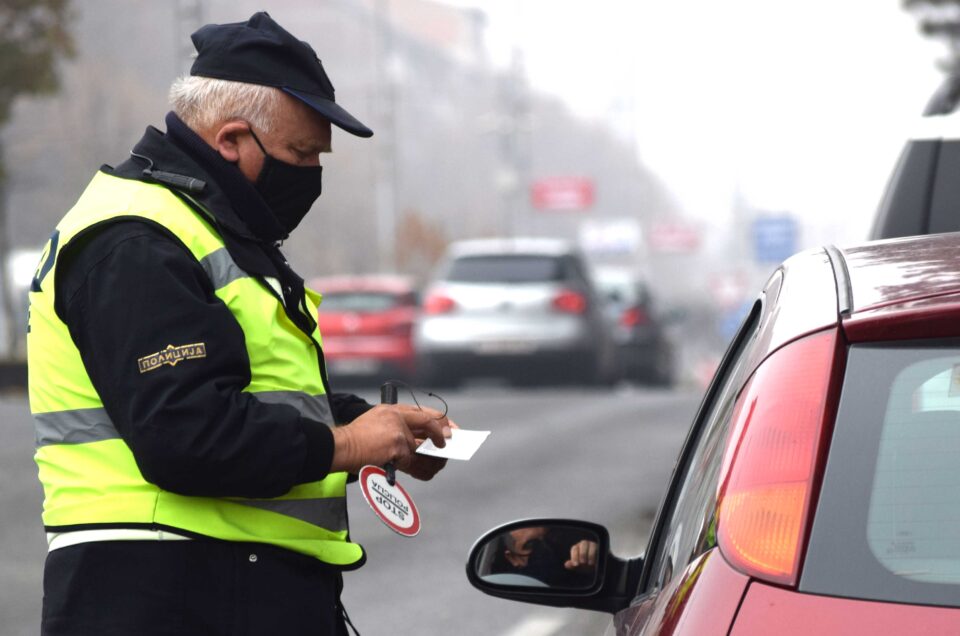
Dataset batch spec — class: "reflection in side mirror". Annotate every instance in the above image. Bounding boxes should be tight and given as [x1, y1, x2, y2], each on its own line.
[470, 521, 603, 592]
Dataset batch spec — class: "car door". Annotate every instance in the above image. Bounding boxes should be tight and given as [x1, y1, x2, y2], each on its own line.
[608, 300, 764, 635]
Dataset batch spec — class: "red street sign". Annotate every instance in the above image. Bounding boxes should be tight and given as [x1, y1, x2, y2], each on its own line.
[530, 177, 595, 211]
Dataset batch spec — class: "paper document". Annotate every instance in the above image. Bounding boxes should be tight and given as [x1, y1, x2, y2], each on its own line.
[416, 429, 490, 461]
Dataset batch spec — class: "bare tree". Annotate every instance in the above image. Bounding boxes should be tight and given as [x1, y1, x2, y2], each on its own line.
[904, 0, 960, 113]
[0, 0, 73, 356]
[395, 209, 449, 284]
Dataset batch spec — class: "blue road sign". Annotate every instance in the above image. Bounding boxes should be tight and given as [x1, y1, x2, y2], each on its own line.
[752, 215, 797, 264]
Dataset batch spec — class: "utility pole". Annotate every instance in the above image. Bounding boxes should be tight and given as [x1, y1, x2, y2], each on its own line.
[498, 46, 529, 238]
[498, 0, 531, 239]
[373, 0, 398, 272]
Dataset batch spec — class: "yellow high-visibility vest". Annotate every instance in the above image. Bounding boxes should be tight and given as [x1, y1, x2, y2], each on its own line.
[27, 171, 363, 567]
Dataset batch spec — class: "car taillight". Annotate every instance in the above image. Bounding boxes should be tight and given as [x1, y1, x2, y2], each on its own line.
[716, 329, 836, 586]
[552, 289, 587, 314]
[621, 306, 649, 327]
[423, 294, 456, 315]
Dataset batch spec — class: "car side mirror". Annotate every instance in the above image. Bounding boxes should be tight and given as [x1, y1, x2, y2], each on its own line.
[466, 519, 639, 613]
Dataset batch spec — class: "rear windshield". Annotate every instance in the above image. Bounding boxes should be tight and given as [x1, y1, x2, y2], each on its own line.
[801, 342, 960, 607]
[445, 255, 565, 283]
[320, 292, 407, 312]
[595, 278, 650, 306]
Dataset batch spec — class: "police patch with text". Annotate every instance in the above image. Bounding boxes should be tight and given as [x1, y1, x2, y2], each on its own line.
[138, 343, 207, 373]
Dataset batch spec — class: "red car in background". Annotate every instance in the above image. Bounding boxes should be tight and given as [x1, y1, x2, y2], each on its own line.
[466, 232, 960, 634]
[310, 275, 419, 383]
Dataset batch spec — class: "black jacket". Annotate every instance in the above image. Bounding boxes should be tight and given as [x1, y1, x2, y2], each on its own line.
[53, 112, 372, 499]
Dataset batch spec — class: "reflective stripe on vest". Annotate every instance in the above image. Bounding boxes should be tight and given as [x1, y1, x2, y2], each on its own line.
[27, 172, 362, 567]
[34, 391, 334, 447]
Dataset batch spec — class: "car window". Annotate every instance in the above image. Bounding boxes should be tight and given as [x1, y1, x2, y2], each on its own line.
[445, 255, 564, 283]
[562, 255, 591, 287]
[320, 292, 402, 312]
[801, 342, 960, 607]
[594, 276, 652, 308]
[642, 301, 761, 592]
[597, 280, 634, 305]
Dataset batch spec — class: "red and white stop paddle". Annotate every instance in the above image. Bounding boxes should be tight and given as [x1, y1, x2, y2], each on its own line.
[358, 464, 421, 537]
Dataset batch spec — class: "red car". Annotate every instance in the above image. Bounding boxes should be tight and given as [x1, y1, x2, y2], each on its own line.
[310, 275, 419, 383]
[467, 233, 960, 634]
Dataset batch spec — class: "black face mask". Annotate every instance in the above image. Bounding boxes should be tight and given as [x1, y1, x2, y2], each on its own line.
[249, 129, 323, 234]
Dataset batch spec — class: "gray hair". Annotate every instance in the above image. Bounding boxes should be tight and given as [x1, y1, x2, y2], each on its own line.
[168, 75, 282, 133]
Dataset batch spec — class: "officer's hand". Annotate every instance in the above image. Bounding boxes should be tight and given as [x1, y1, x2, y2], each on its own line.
[330, 404, 450, 474]
[402, 413, 460, 481]
[401, 453, 447, 481]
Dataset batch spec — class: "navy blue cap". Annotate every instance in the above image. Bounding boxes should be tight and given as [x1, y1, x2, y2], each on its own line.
[189, 12, 373, 138]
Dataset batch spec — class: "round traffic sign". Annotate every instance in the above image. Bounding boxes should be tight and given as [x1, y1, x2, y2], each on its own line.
[358, 465, 421, 537]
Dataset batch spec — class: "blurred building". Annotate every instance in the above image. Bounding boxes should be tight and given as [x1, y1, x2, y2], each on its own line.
[3, 0, 680, 287]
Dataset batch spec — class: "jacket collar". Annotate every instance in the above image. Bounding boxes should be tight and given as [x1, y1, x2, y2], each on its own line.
[103, 115, 321, 340]
[103, 116, 322, 339]
[105, 113, 291, 281]
[108, 112, 290, 243]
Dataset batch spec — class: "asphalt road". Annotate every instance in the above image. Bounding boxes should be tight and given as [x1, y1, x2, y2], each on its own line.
[0, 384, 701, 635]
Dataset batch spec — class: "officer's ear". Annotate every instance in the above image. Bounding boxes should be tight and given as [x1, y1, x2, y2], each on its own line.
[211, 121, 251, 163]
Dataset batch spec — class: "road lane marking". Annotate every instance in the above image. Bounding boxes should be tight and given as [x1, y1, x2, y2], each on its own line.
[501, 614, 566, 636]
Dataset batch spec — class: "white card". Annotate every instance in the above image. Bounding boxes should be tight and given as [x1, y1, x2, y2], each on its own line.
[416, 429, 490, 461]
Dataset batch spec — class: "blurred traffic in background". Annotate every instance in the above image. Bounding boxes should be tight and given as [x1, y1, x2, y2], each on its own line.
[313, 237, 677, 388]
[0, 0, 952, 392]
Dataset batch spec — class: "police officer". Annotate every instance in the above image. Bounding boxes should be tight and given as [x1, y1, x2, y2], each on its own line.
[28, 12, 451, 636]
